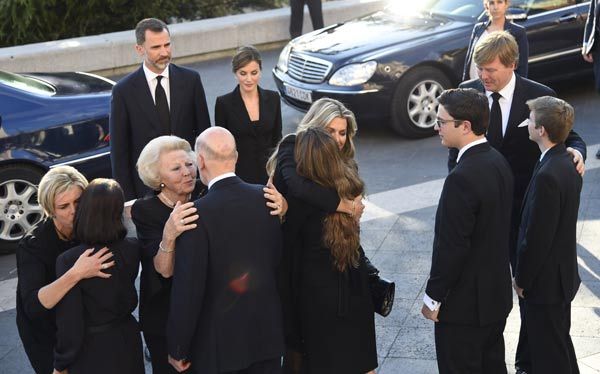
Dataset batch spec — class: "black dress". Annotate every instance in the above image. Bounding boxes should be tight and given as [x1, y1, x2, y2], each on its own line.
[215, 85, 282, 185]
[53, 238, 144, 374]
[16, 218, 78, 374]
[131, 194, 185, 374]
[274, 135, 377, 373]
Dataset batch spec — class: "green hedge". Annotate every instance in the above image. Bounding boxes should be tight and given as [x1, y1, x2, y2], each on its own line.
[0, 0, 289, 48]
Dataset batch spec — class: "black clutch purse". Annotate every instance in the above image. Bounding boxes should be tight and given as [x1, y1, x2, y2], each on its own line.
[365, 257, 395, 317]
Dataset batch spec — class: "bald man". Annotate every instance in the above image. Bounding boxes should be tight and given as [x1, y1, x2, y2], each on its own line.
[167, 127, 284, 374]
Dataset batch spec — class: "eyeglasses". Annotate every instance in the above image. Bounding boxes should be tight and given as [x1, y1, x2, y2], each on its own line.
[435, 119, 464, 128]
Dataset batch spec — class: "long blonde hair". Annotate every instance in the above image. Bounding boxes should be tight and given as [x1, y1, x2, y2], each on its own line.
[266, 97, 358, 176]
[295, 127, 364, 272]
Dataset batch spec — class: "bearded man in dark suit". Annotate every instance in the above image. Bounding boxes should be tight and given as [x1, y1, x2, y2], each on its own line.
[514, 96, 582, 374]
[110, 18, 211, 201]
[450, 31, 586, 374]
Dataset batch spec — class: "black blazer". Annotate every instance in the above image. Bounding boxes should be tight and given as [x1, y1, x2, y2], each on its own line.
[214, 85, 282, 184]
[110, 64, 211, 200]
[426, 142, 514, 326]
[584, 0, 599, 54]
[516, 144, 582, 304]
[463, 19, 529, 81]
[167, 176, 284, 373]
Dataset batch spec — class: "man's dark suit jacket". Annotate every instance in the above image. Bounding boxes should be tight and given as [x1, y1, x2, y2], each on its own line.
[214, 85, 282, 184]
[109, 64, 211, 200]
[583, 0, 599, 55]
[463, 19, 529, 81]
[167, 176, 284, 373]
[427, 142, 514, 326]
[516, 144, 582, 304]
[453, 76, 586, 263]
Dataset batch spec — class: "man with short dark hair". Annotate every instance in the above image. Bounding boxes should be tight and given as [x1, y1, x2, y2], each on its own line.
[167, 127, 284, 374]
[514, 96, 582, 374]
[455, 31, 586, 374]
[110, 18, 211, 201]
[423, 88, 514, 374]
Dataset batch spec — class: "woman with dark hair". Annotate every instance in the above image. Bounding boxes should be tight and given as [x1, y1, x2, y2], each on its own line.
[279, 127, 377, 373]
[53, 179, 144, 374]
[215, 45, 282, 184]
[463, 0, 528, 81]
[16, 166, 114, 374]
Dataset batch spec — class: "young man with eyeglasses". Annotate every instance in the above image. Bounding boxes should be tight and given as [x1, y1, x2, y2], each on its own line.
[423, 88, 514, 374]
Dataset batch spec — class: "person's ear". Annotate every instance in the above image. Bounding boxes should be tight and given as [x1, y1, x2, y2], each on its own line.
[461, 120, 473, 134]
[197, 154, 205, 170]
[135, 44, 145, 57]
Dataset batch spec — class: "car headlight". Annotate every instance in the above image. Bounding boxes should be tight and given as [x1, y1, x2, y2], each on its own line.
[276, 44, 292, 73]
[329, 61, 377, 86]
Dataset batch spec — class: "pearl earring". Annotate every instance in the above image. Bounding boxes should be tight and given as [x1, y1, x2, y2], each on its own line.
[159, 183, 165, 189]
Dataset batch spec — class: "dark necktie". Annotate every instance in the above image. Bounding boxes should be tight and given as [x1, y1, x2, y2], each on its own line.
[488, 92, 503, 148]
[155, 75, 171, 135]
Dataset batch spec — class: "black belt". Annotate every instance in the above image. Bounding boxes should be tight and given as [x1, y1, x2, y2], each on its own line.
[87, 314, 135, 334]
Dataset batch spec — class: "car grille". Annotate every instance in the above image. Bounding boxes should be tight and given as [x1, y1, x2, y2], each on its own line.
[287, 52, 332, 84]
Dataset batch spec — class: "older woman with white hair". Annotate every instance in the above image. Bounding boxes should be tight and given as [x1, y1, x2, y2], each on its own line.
[131, 135, 287, 373]
[16, 166, 114, 374]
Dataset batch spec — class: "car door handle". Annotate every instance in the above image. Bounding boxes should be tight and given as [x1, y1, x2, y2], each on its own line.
[558, 13, 577, 23]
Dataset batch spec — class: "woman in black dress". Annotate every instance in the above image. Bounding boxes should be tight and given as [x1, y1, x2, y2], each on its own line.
[53, 178, 143, 374]
[16, 166, 114, 374]
[268, 98, 376, 373]
[131, 135, 287, 373]
[215, 45, 282, 184]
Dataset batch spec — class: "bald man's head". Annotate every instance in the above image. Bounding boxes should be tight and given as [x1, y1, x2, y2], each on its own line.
[195, 127, 238, 162]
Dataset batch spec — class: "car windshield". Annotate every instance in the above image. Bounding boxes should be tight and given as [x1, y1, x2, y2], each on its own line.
[0, 71, 56, 96]
[386, 0, 485, 21]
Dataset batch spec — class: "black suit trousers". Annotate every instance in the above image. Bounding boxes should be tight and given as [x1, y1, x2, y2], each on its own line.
[525, 302, 579, 374]
[144, 332, 184, 374]
[220, 357, 282, 374]
[435, 320, 507, 374]
[515, 297, 531, 372]
[592, 47, 600, 93]
[290, 0, 324, 38]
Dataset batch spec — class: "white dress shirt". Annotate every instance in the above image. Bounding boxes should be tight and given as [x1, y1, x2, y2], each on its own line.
[457, 137, 488, 163]
[485, 72, 516, 137]
[208, 172, 236, 190]
[142, 63, 171, 108]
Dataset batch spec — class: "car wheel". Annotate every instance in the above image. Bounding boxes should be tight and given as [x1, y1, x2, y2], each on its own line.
[0, 165, 45, 254]
[390, 67, 452, 138]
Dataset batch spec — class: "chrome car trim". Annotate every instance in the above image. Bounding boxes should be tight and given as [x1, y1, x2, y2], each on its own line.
[287, 52, 333, 84]
[50, 151, 110, 167]
[529, 48, 582, 63]
[317, 88, 380, 94]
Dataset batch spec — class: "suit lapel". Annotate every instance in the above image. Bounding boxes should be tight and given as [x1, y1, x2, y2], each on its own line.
[232, 85, 252, 124]
[132, 66, 162, 131]
[519, 144, 565, 215]
[169, 65, 182, 134]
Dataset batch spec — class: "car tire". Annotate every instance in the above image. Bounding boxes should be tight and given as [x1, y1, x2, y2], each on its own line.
[390, 66, 452, 138]
[0, 164, 45, 254]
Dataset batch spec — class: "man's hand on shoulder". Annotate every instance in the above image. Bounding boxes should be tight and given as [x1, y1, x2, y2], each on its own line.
[567, 147, 585, 176]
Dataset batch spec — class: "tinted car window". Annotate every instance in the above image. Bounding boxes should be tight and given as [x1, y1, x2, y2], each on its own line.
[0, 71, 55, 96]
[511, 0, 577, 15]
[387, 0, 484, 20]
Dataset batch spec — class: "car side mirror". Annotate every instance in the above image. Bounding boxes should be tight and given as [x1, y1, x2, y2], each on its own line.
[506, 7, 528, 21]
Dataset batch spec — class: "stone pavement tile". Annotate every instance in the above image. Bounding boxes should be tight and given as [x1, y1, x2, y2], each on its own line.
[378, 229, 435, 252]
[0, 345, 34, 374]
[0, 278, 17, 312]
[375, 298, 413, 327]
[503, 331, 519, 366]
[573, 281, 600, 308]
[376, 324, 401, 357]
[360, 229, 390, 252]
[0, 345, 12, 361]
[361, 215, 398, 233]
[580, 353, 600, 372]
[579, 363, 600, 373]
[571, 307, 600, 338]
[393, 208, 437, 232]
[370, 273, 428, 305]
[578, 255, 600, 282]
[377, 357, 438, 374]
[370, 251, 431, 275]
[504, 302, 522, 334]
[402, 299, 435, 330]
[387, 327, 436, 360]
[573, 336, 600, 360]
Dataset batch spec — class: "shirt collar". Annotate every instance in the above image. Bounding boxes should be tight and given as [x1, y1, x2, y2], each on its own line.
[485, 72, 516, 102]
[457, 137, 487, 163]
[142, 62, 169, 84]
[539, 148, 550, 161]
[207, 172, 236, 190]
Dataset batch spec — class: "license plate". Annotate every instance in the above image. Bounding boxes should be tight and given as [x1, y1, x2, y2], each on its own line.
[284, 84, 312, 103]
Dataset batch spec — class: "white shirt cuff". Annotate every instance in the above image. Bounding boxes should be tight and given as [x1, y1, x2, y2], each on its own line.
[423, 293, 442, 312]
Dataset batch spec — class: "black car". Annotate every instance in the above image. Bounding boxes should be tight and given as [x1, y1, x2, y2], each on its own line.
[273, 0, 591, 137]
[0, 71, 113, 252]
